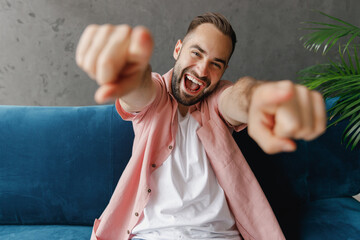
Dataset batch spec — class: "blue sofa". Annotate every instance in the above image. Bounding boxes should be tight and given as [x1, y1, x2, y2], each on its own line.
[0, 100, 359, 240]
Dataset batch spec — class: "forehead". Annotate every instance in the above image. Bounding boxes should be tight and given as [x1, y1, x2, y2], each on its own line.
[183, 23, 232, 60]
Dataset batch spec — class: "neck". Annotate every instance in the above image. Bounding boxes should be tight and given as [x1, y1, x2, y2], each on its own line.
[178, 103, 189, 117]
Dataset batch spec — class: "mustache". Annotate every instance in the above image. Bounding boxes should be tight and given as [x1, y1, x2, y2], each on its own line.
[181, 67, 210, 87]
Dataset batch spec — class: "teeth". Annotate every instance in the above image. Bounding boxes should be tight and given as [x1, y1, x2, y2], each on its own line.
[187, 75, 203, 86]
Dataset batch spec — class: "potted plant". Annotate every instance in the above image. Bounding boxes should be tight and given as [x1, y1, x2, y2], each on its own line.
[298, 10, 360, 150]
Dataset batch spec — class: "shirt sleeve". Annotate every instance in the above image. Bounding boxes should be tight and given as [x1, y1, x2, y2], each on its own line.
[115, 73, 163, 122]
[210, 80, 247, 132]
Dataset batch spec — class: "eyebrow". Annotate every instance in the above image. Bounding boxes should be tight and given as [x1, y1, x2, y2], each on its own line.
[190, 44, 227, 67]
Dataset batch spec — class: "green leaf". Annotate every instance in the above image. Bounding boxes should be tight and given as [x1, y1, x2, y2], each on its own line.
[346, 48, 356, 74]
[322, 78, 360, 96]
[323, 32, 341, 54]
[328, 96, 360, 118]
[344, 114, 360, 138]
[351, 131, 360, 150]
[354, 46, 360, 74]
[329, 60, 346, 76]
[301, 11, 360, 54]
[328, 104, 360, 128]
[339, 46, 352, 75]
[343, 30, 360, 53]
[301, 21, 346, 28]
[316, 10, 357, 28]
[328, 91, 360, 112]
[346, 125, 360, 150]
[299, 10, 360, 150]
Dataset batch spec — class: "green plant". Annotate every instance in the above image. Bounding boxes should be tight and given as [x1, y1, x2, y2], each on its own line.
[298, 10, 360, 150]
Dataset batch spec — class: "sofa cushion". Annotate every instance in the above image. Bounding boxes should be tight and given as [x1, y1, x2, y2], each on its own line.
[0, 225, 92, 240]
[0, 105, 134, 225]
[306, 118, 360, 200]
[299, 197, 360, 240]
[305, 98, 360, 200]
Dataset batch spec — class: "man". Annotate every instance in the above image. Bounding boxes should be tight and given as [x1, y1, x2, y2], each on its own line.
[76, 13, 326, 240]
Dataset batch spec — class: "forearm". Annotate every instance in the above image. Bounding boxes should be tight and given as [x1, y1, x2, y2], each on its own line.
[219, 76, 263, 125]
[119, 65, 157, 113]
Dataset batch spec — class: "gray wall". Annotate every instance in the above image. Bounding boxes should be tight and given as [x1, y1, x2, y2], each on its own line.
[0, 0, 359, 106]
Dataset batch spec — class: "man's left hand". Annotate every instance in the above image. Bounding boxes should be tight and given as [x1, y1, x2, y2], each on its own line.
[247, 80, 327, 154]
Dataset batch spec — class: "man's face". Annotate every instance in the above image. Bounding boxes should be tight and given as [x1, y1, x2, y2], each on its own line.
[172, 23, 233, 106]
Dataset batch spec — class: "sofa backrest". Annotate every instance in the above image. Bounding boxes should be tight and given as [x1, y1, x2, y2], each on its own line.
[0, 105, 133, 225]
[1, 100, 359, 226]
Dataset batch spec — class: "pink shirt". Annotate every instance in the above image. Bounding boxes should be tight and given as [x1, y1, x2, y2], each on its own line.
[91, 69, 285, 240]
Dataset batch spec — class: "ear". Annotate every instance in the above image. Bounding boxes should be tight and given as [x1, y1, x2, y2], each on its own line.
[173, 40, 182, 60]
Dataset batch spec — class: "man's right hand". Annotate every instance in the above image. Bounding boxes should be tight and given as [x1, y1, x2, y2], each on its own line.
[76, 24, 154, 104]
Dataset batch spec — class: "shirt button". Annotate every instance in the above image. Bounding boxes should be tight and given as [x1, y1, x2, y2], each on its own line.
[148, 188, 151, 193]
[127, 230, 130, 234]
[135, 212, 139, 217]
[151, 163, 156, 168]
[168, 145, 173, 150]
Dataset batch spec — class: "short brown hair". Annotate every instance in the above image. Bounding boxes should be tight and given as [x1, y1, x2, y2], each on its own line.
[186, 12, 237, 59]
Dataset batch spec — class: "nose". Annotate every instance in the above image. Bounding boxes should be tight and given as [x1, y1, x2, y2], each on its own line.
[196, 60, 209, 78]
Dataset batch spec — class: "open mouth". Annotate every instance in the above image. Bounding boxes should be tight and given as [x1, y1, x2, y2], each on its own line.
[183, 74, 206, 95]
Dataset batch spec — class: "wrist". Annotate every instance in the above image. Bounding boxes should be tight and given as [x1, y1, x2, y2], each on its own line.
[234, 76, 264, 114]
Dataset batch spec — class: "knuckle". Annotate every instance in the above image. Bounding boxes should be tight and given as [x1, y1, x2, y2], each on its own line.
[106, 25, 132, 46]
[299, 127, 312, 137]
[116, 24, 132, 37]
[240, 76, 256, 82]
[94, 25, 115, 40]
[280, 80, 294, 89]
[97, 56, 113, 71]
[85, 24, 99, 33]
[312, 90, 322, 98]
[282, 79, 293, 85]
[283, 122, 302, 137]
[310, 90, 320, 101]
[298, 85, 310, 96]
[303, 132, 317, 141]
[83, 60, 95, 76]
[298, 84, 308, 91]
[277, 80, 295, 94]
[101, 24, 115, 31]
[304, 123, 326, 141]
[75, 55, 83, 67]
[304, 132, 319, 141]
[317, 123, 327, 136]
[118, 24, 131, 31]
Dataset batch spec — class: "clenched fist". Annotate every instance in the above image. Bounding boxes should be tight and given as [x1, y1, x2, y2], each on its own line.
[247, 80, 327, 154]
[76, 24, 153, 103]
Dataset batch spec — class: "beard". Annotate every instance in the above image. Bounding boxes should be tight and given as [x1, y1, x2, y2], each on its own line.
[171, 61, 215, 106]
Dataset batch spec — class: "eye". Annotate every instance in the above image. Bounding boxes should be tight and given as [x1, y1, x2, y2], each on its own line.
[192, 51, 201, 57]
[212, 62, 222, 69]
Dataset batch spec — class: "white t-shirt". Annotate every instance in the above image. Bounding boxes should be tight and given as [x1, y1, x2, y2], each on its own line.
[132, 111, 241, 240]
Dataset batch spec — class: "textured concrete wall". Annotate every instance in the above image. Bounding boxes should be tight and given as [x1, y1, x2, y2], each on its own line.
[0, 0, 358, 106]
